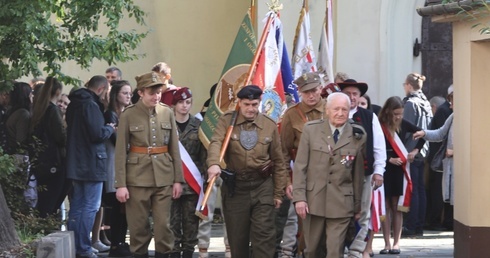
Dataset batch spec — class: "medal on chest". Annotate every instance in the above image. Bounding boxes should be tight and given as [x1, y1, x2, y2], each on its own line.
[239, 124, 258, 150]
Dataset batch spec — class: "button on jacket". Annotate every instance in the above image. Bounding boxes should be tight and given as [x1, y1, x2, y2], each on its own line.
[115, 101, 184, 188]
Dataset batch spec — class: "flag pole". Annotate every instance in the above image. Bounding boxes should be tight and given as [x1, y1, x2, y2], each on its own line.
[197, 12, 276, 217]
[251, 0, 257, 32]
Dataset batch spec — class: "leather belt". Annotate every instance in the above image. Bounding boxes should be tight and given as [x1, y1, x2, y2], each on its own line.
[130, 146, 168, 155]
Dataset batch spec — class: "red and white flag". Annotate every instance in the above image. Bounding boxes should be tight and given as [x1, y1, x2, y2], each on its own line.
[252, 12, 289, 122]
[179, 142, 207, 216]
[317, 0, 334, 85]
[292, 3, 317, 79]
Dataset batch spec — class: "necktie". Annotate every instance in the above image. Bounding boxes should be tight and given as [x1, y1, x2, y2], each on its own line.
[333, 129, 339, 143]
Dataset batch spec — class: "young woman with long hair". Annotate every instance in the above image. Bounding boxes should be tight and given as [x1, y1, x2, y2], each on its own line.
[103, 80, 132, 257]
[377, 96, 425, 255]
[29, 76, 69, 218]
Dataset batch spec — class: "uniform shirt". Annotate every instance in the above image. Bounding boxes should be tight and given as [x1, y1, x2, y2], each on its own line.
[207, 111, 288, 200]
[115, 101, 184, 188]
[280, 99, 325, 182]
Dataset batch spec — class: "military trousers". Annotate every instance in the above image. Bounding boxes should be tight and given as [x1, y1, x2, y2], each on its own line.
[170, 193, 199, 252]
[222, 176, 276, 258]
[303, 215, 350, 258]
[126, 186, 174, 255]
[348, 175, 373, 257]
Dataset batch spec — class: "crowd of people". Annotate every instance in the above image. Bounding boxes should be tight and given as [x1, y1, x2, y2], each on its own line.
[0, 64, 456, 258]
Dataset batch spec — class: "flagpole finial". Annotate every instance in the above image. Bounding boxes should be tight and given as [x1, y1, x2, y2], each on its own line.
[267, 0, 283, 13]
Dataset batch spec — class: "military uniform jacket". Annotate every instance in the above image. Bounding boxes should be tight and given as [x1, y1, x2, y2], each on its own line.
[207, 111, 288, 200]
[293, 119, 366, 218]
[281, 99, 325, 181]
[178, 115, 207, 195]
[115, 101, 184, 188]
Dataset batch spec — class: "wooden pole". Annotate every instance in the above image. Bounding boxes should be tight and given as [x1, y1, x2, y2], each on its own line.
[197, 13, 276, 219]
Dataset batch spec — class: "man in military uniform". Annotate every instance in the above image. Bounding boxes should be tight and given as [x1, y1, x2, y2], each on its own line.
[115, 72, 184, 258]
[277, 72, 326, 257]
[207, 85, 288, 258]
[293, 92, 366, 258]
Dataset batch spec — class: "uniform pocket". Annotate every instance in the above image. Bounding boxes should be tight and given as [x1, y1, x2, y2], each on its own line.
[161, 122, 172, 145]
[126, 156, 138, 164]
[129, 125, 144, 132]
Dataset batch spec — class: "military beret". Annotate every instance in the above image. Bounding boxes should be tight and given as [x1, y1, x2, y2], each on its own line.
[338, 79, 368, 96]
[172, 87, 192, 105]
[237, 85, 262, 100]
[294, 72, 322, 92]
[135, 72, 164, 90]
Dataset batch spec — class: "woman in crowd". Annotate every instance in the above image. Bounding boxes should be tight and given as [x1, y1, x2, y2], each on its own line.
[30, 77, 68, 218]
[169, 87, 207, 258]
[377, 96, 425, 255]
[103, 80, 133, 257]
[402, 73, 432, 237]
[5, 82, 32, 155]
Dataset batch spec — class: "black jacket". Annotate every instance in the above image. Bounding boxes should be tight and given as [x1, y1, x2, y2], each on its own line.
[65, 88, 114, 181]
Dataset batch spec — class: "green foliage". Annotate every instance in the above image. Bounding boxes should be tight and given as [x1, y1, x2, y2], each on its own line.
[0, 0, 147, 86]
[0, 148, 61, 246]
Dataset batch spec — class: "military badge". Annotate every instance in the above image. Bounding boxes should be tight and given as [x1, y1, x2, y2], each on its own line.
[240, 126, 258, 150]
[341, 155, 355, 168]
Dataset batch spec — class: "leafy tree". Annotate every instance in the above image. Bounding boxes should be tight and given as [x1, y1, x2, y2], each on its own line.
[0, 0, 147, 86]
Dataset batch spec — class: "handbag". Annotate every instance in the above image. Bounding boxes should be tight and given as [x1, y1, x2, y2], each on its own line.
[430, 138, 447, 172]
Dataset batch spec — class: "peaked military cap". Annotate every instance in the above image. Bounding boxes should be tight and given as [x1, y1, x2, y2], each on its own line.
[294, 72, 322, 92]
[135, 72, 164, 90]
[237, 85, 262, 100]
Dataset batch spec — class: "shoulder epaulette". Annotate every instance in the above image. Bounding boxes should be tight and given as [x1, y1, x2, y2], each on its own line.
[304, 119, 324, 126]
[122, 104, 136, 112]
[158, 102, 169, 108]
[261, 113, 276, 123]
[283, 103, 300, 114]
[351, 124, 366, 139]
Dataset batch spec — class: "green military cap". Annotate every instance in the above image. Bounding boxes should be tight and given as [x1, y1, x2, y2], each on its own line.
[294, 72, 322, 92]
[135, 72, 164, 90]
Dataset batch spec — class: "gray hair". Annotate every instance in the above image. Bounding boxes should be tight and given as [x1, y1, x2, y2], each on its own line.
[326, 92, 351, 108]
[429, 96, 445, 109]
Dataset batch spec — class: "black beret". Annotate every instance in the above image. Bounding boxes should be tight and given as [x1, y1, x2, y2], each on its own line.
[237, 85, 263, 100]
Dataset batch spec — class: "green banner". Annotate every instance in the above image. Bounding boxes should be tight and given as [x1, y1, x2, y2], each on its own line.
[199, 10, 257, 147]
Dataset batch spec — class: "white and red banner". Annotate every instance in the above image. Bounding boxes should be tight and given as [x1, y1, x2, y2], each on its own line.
[370, 186, 386, 232]
[179, 142, 207, 216]
[292, 4, 317, 79]
[317, 0, 334, 85]
[381, 124, 412, 213]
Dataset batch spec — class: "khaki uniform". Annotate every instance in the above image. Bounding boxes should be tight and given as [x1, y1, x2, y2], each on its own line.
[278, 99, 325, 256]
[115, 100, 184, 255]
[293, 119, 366, 258]
[207, 111, 288, 258]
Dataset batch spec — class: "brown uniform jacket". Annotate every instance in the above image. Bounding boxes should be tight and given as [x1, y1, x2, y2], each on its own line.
[115, 101, 184, 188]
[207, 111, 288, 200]
[280, 99, 325, 182]
[293, 119, 366, 218]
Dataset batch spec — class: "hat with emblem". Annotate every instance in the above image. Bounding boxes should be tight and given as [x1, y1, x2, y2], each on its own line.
[337, 79, 368, 96]
[237, 85, 263, 100]
[172, 87, 192, 105]
[294, 72, 322, 92]
[135, 72, 164, 90]
[321, 83, 342, 98]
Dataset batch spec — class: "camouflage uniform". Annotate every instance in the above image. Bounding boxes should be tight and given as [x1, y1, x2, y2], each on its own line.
[170, 115, 207, 257]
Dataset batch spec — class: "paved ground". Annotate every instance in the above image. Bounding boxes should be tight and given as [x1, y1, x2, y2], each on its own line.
[98, 223, 454, 258]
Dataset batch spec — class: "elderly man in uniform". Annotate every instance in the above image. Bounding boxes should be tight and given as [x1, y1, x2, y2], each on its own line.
[277, 72, 325, 257]
[293, 92, 366, 258]
[115, 72, 184, 258]
[207, 85, 288, 258]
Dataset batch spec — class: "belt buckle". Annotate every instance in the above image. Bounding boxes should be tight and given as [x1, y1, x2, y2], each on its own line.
[147, 147, 153, 154]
